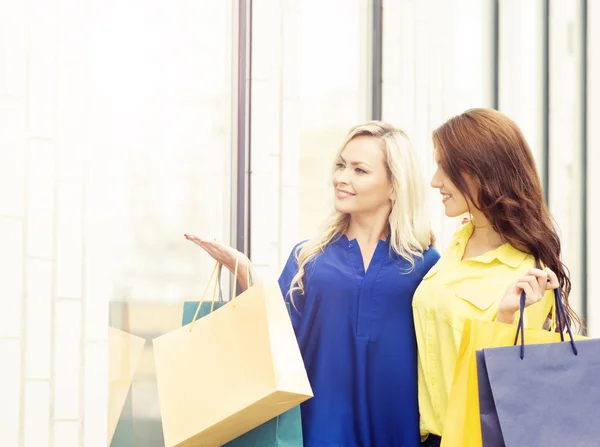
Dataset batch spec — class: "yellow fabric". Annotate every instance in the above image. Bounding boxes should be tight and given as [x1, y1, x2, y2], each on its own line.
[441, 318, 584, 447]
[412, 222, 554, 440]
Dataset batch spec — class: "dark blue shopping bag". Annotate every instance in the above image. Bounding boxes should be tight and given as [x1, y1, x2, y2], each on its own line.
[476, 290, 600, 447]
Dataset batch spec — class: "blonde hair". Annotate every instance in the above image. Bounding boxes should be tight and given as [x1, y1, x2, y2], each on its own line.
[288, 121, 430, 306]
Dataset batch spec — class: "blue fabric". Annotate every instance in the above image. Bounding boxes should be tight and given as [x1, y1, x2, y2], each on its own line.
[278, 235, 440, 447]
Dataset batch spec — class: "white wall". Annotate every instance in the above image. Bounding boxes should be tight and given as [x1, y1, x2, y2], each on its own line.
[0, 0, 234, 446]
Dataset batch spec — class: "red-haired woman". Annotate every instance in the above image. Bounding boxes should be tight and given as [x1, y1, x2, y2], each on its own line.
[413, 108, 581, 447]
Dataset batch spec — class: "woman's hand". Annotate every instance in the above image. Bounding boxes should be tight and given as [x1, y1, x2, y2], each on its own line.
[496, 267, 559, 324]
[184, 233, 253, 291]
[429, 229, 437, 248]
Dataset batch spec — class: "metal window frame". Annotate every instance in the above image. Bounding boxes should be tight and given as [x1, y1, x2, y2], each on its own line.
[542, 0, 550, 202]
[581, 0, 589, 332]
[232, 0, 252, 259]
[371, 0, 383, 121]
[492, 0, 500, 109]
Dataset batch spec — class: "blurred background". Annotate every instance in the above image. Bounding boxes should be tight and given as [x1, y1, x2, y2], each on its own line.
[0, 0, 598, 445]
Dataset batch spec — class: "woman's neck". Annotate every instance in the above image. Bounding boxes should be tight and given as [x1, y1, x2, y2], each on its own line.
[468, 211, 504, 249]
[345, 212, 389, 244]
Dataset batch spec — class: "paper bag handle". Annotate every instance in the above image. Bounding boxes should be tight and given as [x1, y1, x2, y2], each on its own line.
[232, 250, 252, 298]
[189, 262, 222, 332]
[188, 252, 253, 332]
[513, 289, 577, 358]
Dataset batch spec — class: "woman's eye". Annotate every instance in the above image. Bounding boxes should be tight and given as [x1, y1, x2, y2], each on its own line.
[336, 163, 345, 169]
[355, 168, 366, 174]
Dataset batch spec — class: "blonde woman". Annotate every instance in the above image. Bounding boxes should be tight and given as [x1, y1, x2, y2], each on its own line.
[185, 122, 440, 447]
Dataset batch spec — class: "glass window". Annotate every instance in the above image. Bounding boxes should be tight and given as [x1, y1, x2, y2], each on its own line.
[547, 0, 585, 329]
[88, 2, 234, 445]
[587, 1, 600, 336]
[298, 0, 369, 241]
[498, 0, 546, 176]
[382, 0, 495, 250]
[250, 0, 370, 278]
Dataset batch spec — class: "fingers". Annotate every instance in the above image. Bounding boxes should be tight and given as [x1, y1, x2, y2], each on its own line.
[429, 229, 437, 248]
[544, 267, 560, 289]
[516, 280, 537, 304]
[512, 267, 561, 310]
[184, 234, 244, 271]
[526, 267, 560, 291]
[184, 234, 220, 258]
[184, 234, 220, 251]
[527, 268, 548, 295]
[184, 233, 214, 244]
[184, 233, 204, 246]
[516, 274, 543, 305]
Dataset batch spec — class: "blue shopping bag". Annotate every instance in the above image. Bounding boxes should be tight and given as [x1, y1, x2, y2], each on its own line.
[476, 290, 600, 447]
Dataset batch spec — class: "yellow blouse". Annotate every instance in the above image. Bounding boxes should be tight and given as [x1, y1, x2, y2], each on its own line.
[412, 222, 554, 439]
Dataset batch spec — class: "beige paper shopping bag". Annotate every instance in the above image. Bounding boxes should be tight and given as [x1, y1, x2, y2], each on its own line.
[153, 263, 313, 447]
[108, 326, 146, 446]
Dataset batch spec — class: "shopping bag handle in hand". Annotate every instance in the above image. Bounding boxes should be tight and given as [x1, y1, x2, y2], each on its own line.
[189, 252, 253, 332]
[232, 250, 253, 296]
[209, 250, 253, 304]
[513, 289, 578, 359]
[189, 262, 223, 332]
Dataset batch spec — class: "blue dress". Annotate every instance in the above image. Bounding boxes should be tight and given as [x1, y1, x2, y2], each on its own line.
[278, 235, 440, 447]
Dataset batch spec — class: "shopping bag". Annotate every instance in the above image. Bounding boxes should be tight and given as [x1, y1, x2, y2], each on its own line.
[108, 327, 146, 446]
[154, 261, 312, 447]
[476, 290, 598, 447]
[442, 298, 571, 446]
[181, 287, 304, 446]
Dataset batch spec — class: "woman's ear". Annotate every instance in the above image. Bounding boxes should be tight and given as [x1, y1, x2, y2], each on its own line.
[389, 185, 395, 202]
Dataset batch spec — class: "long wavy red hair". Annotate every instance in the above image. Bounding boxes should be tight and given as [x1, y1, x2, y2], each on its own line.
[433, 108, 581, 329]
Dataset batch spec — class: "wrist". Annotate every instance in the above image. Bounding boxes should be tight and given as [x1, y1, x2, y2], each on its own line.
[496, 308, 516, 324]
[226, 253, 249, 272]
[232, 256, 251, 285]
